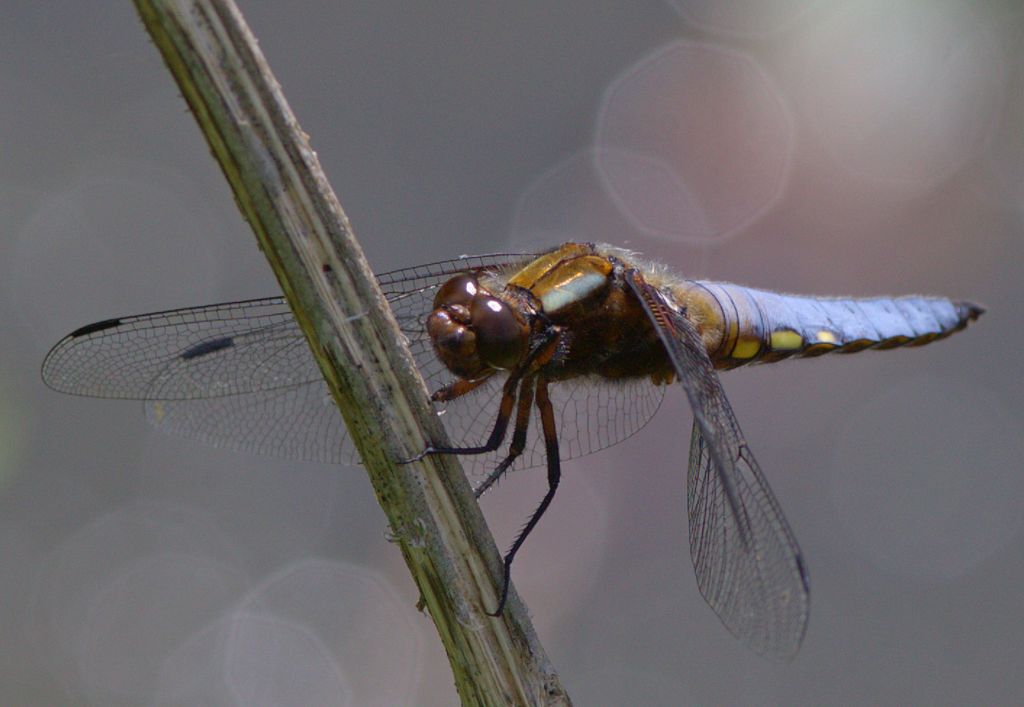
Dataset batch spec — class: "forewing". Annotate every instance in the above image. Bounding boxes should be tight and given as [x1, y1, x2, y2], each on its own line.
[624, 270, 810, 660]
[41, 298, 306, 400]
[41, 254, 526, 460]
[43, 252, 664, 472]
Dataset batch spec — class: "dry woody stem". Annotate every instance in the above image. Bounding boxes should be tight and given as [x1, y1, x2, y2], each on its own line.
[132, 1, 570, 704]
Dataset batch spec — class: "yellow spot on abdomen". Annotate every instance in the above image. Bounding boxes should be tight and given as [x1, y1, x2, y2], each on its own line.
[732, 336, 761, 359]
[770, 329, 803, 350]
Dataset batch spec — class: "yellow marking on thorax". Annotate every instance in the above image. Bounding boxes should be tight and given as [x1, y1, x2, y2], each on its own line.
[507, 242, 594, 290]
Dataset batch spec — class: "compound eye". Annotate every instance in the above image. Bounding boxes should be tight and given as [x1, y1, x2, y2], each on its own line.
[471, 296, 527, 370]
[433, 274, 479, 310]
[426, 309, 484, 378]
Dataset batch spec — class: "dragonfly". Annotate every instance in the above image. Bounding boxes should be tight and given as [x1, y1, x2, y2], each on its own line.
[42, 241, 983, 660]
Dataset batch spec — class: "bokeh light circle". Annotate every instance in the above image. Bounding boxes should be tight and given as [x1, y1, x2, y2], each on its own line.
[596, 41, 794, 244]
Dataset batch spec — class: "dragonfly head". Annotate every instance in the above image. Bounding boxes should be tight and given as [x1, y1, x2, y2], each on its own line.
[427, 273, 529, 378]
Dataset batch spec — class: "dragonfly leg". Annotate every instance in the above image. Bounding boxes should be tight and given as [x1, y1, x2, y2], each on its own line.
[411, 371, 521, 459]
[488, 376, 560, 617]
[473, 376, 535, 499]
[407, 326, 559, 461]
[430, 376, 491, 403]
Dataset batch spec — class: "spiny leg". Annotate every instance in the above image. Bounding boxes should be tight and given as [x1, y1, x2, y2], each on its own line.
[430, 375, 491, 403]
[489, 376, 561, 617]
[473, 376, 535, 499]
[413, 371, 522, 459]
[410, 327, 558, 460]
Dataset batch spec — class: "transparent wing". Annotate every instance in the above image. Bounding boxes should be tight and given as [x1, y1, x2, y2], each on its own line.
[41, 298, 306, 400]
[430, 371, 663, 479]
[41, 252, 663, 476]
[625, 271, 810, 660]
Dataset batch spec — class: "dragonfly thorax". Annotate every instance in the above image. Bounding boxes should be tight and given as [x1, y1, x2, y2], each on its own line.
[426, 274, 530, 378]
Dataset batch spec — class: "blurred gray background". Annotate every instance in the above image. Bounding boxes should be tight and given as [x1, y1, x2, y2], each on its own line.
[2, 1, 1022, 705]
